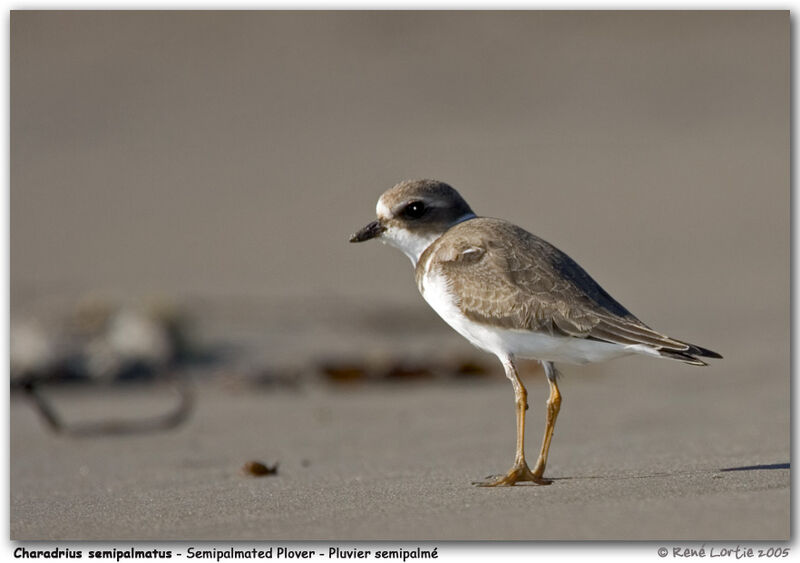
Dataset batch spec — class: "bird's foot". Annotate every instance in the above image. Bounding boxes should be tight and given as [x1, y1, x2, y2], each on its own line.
[472, 462, 552, 487]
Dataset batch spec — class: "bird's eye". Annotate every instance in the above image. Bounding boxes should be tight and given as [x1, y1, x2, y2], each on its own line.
[401, 201, 427, 220]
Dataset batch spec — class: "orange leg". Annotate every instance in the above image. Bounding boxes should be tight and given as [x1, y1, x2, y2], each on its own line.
[474, 357, 552, 487]
[531, 366, 562, 479]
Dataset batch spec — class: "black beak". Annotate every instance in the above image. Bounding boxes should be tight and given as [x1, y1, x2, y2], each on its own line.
[349, 220, 386, 243]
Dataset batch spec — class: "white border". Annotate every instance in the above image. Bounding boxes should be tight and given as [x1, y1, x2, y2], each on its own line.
[3, 5, 794, 562]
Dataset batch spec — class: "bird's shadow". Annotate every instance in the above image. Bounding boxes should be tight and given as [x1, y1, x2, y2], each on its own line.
[719, 462, 790, 472]
[543, 462, 790, 483]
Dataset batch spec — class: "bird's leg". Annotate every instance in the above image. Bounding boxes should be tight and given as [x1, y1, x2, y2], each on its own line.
[474, 356, 551, 487]
[531, 361, 561, 480]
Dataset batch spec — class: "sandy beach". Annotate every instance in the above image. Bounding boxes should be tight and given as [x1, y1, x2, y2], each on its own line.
[10, 11, 789, 541]
[10, 356, 789, 540]
[10, 292, 790, 540]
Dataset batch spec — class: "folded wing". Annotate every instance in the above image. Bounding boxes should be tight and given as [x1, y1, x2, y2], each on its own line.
[431, 219, 722, 366]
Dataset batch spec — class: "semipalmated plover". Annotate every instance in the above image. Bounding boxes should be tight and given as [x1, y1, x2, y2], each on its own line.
[350, 179, 721, 486]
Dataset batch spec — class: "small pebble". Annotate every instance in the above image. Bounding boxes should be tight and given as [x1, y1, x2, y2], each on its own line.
[242, 461, 278, 477]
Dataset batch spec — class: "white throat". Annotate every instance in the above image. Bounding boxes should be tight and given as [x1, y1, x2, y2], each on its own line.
[380, 213, 476, 266]
[381, 225, 441, 265]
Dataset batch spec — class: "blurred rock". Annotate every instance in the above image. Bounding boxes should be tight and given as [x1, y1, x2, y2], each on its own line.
[319, 361, 369, 384]
[449, 359, 491, 378]
[80, 307, 172, 381]
[317, 353, 496, 385]
[383, 360, 435, 381]
[11, 297, 207, 386]
[10, 320, 63, 382]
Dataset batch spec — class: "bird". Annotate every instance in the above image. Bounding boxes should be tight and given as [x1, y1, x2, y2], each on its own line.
[349, 179, 721, 486]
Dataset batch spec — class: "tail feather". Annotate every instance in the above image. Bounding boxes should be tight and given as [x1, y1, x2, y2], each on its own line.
[658, 349, 710, 366]
[687, 344, 723, 359]
[586, 312, 722, 366]
[589, 316, 722, 366]
[588, 328, 722, 366]
[658, 343, 722, 366]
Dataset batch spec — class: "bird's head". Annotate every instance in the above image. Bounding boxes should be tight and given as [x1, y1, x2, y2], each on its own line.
[349, 179, 476, 264]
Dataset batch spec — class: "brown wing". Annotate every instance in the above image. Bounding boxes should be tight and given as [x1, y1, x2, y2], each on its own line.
[421, 218, 719, 363]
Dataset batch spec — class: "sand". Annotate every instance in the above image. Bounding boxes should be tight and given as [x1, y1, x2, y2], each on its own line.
[10, 342, 789, 540]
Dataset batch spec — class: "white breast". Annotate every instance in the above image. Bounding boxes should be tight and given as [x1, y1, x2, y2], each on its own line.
[420, 268, 649, 365]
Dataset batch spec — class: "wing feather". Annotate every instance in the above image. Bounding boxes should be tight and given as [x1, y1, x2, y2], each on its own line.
[425, 219, 632, 337]
[419, 218, 719, 363]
